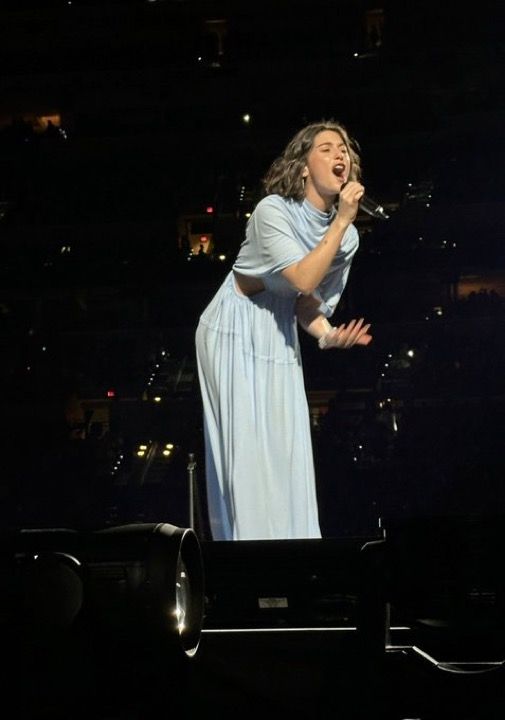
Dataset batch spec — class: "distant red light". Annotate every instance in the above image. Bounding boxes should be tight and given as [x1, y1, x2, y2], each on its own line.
[107, 389, 115, 398]
[200, 236, 209, 243]
[206, 206, 214, 214]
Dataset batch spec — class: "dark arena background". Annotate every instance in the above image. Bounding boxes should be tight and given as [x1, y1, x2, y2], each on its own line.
[1, 1, 505, 718]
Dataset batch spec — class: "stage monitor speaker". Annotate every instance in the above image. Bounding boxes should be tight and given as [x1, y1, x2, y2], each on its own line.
[201, 536, 388, 658]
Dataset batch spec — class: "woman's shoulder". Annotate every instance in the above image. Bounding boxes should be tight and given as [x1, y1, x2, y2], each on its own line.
[253, 194, 298, 218]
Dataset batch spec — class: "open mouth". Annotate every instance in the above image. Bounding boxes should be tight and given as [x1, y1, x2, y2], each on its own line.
[332, 163, 345, 178]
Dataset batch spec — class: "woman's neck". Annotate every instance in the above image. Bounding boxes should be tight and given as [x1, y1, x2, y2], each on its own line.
[304, 188, 336, 212]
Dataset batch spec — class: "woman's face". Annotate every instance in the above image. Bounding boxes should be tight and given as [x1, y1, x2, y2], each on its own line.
[302, 130, 351, 210]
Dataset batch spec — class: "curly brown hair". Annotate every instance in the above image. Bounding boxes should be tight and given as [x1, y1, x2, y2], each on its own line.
[262, 120, 361, 202]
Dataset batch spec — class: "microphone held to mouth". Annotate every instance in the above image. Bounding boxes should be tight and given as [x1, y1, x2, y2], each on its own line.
[340, 181, 390, 220]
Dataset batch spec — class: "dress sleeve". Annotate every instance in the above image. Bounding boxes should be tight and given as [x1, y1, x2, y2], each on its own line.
[235, 197, 305, 276]
[313, 224, 360, 318]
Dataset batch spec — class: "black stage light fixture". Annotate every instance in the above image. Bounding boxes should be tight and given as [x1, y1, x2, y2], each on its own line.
[1, 523, 205, 715]
[79, 522, 205, 659]
[1, 523, 204, 655]
[1, 528, 83, 633]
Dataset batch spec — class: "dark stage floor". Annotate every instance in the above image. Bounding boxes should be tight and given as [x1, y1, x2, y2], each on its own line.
[189, 628, 505, 720]
[7, 627, 505, 719]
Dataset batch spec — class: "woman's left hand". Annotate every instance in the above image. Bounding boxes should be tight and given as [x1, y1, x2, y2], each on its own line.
[319, 318, 372, 349]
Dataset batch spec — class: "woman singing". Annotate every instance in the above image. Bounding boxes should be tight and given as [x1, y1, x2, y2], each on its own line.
[196, 120, 372, 540]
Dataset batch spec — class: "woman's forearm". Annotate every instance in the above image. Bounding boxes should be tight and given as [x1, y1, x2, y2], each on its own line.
[295, 294, 332, 338]
[282, 216, 349, 295]
[281, 180, 363, 295]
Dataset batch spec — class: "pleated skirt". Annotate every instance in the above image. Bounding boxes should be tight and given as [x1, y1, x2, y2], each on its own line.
[195, 271, 321, 540]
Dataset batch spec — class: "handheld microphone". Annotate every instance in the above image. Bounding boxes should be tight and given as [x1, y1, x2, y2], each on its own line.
[359, 194, 390, 220]
[340, 182, 390, 220]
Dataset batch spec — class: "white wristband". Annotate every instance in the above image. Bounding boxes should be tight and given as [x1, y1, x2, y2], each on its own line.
[318, 331, 331, 350]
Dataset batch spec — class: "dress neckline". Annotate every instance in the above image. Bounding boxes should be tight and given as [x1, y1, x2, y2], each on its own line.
[302, 197, 336, 224]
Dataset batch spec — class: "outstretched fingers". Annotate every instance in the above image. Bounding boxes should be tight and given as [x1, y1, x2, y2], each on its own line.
[355, 323, 373, 346]
[330, 319, 372, 348]
[321, 318, 373, 349]
[341, 317, 364, 347]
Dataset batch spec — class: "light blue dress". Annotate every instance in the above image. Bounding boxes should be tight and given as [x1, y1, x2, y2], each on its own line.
[195, 194, 359, 540]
